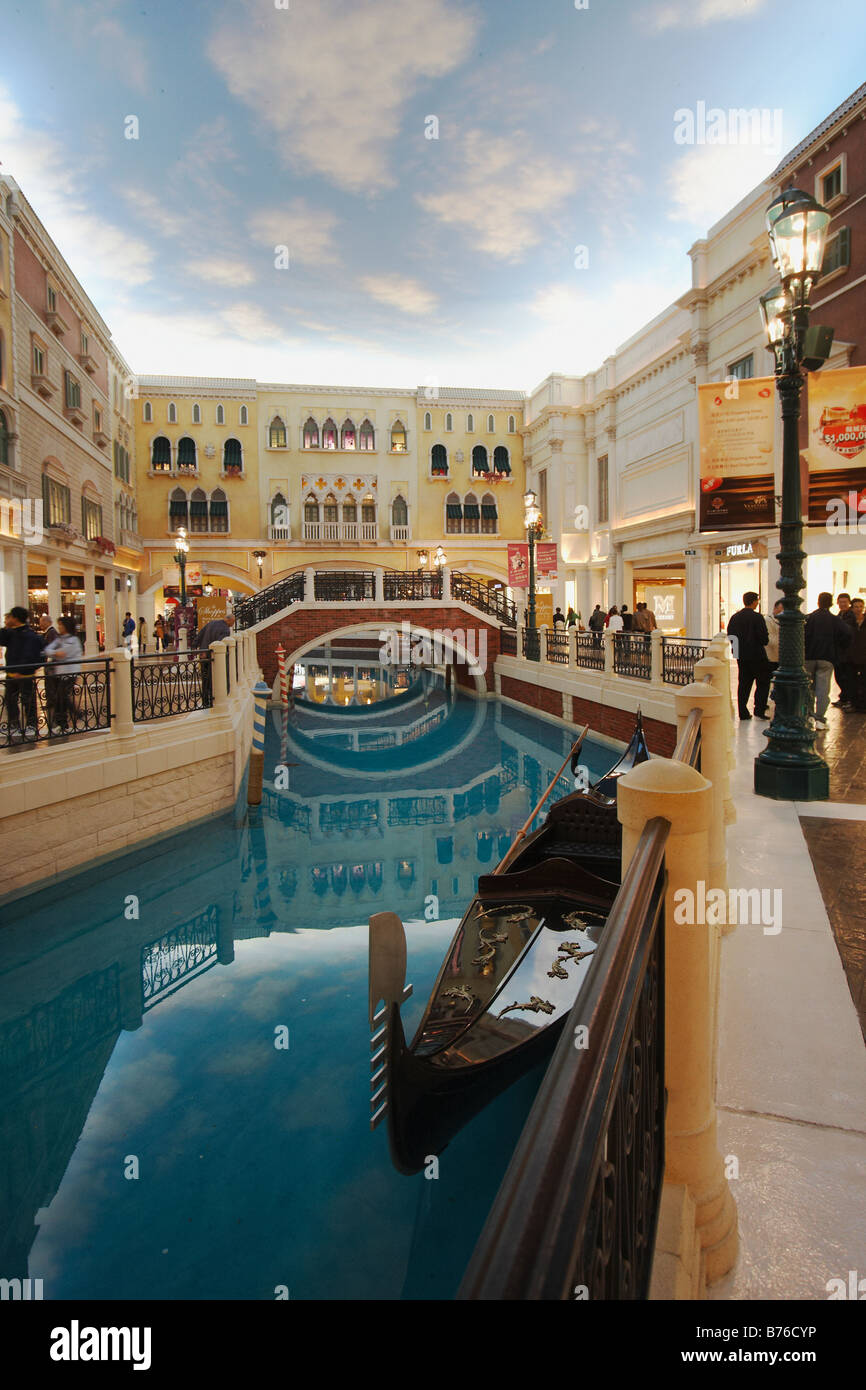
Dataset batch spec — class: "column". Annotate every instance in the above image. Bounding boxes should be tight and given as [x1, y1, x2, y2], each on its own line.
[374, 566, 385, 603]
[225, 636, 238, 697]
[650, 628, 663, 684]
[211, 638, 231, 717]
[47, 554, 61, 623]
[304, 566, 315, 601]
[110, 647, 135, 739]
[617, 759, 738, 1283]
[603, 626, 615, 676]
[83, 564, 98, 657]
[441, 565, 451, 602]
[104, 575, 118, 649]
[695, 653, 736, 828]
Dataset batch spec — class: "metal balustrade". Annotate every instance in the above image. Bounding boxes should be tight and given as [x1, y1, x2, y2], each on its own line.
[131, 652, 213, 721]
[314, 571, 375, 602]
[234, 571, 305, 629]
[545, 629, 570, 665]
[574, 632, 605, 671]
[451, 572, 517, 627]
[0, 657, 111, 746]
[499, 627, 517, 656]
[662, 637, 711, 686]
[383, 571, 442, 602]
[613, 633, 652, 680]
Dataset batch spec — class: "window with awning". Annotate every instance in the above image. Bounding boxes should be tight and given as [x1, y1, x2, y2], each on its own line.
[493, 446, 510, 474]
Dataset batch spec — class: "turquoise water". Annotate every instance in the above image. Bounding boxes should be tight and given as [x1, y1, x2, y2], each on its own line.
[0, 694, 614, 1300]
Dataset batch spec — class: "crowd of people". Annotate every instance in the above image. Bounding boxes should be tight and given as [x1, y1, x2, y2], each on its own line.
[727, 589, 865, 728]
[550, 602, 659, 640]
[0, 607, 85, 740]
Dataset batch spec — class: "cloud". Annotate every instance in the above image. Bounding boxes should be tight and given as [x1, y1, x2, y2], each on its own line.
[417, 129, 577, 262]
[667, 142, 779, 227]
[219, 303, 284, 341]
[123, 189, 188, 239]
[184, 256, 257, 288]
[207, 0, 478, 192]
[247, 201, 341, 268]
[648, 0, 769, 30]
[525, 275, 686, 376]
[0, 83, 156, 288]
[47, 0, 151, 93]
[360, 274, 437, 316]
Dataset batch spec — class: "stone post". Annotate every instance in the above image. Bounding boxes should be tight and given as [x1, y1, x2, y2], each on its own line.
[441, 565, 451, 602]
[304, 566, 315, 602]
[225, 636, 238, 697]
[694, 655, 735, 827]
[650, 628, 663, 684]
[47, 555, 61, 625]
[83, 563, 98, 657]
[603, 626, 615, 677]
[618, 759, 738, 1286]
[211, 638, 231, 717]
[110, 647, 135, 740]
[675, 682, 726, 893]
[374, 566, 385, 603]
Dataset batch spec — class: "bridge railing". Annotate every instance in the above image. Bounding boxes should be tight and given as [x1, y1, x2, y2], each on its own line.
[234, 571, 305, 629]
[451, 572, 516, 627]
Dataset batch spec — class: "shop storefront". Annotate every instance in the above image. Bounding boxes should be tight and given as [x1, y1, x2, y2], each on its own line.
[27, 571, 108, 648]
[711, 538, 770, 631]
[632, 567, 686, 635]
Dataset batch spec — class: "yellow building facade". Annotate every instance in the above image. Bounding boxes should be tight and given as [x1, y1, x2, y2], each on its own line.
[134, 378, 525, 616]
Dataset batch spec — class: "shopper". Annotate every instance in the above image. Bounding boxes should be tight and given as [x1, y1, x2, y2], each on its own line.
[840, 597, 866, 712]
[804, 592, 851, 729]
[153, 614, 165, 651]
[588, 604, 605, 647]
[607, 606, 624, 633]
[552, 606, 566, 630]
[833, 592, 854, 708]
[122, 612, 136, 649]
[44, 616, 84, 734]
[138, 616, 148, 654]
[565, 606, 578, 630]
[0, 607, 44, 740]
[726, 592, 770, 720]
[620, 604, 633, 632]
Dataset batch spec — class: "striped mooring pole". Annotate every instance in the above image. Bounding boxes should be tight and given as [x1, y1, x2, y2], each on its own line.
[248, 680, 271, 806]
[276, 644, 288, 709]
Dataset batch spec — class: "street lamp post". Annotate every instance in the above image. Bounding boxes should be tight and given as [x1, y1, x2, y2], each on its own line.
[174, 526, 189, 607]
[754, 188, 834, 801]
[523, 490, 543, 661]
[253, 550, 267, 586]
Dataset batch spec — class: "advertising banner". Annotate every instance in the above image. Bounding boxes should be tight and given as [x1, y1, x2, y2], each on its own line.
[535, 593, 554, 630]
[507, 543, 529, 588]
[698, 377, 776, 532]
[536, 542, 558, 579]
[806, 365, 866, 524]
[644, 585, 684, 633]
[196, 596, 229, 627]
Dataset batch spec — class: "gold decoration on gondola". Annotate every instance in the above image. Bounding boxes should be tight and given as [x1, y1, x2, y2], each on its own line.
[442, 983, 477, 1014]
[546, 940, 596, 979]
[499, 996, 555, 1018]
[471, 923, 509, 968]
[562, 908, 606, 931]
[475, 903, 533, 922]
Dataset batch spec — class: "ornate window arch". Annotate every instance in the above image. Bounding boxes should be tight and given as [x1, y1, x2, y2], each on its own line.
[471, 443, 489, 477]
[481, 492, 498, 535]
[209, 487, 229, 533]
[361, 493, 377, 526]
[430, 443, 448, 477]
[390, 419, 407, 452]
[269, 415, 287, 448]
[303, 416, 319, 449]
[424, 411, 432, 431]
[340, 418, 356, 450]
[391, 494, 408, 528]
[223, 438, 243, 472]
[322, 418, 338, 450]
[508, 414, 516, 433]
[487, 414, 495, 433]
[169, 486, 188, 530]
[445, 490, 462, 535]
[177, 436, 197, 473]
[493, 444, 511, 475]
[342, 493, 357, 524]
[216, 403, 225, 425]
[168, 401, 177, 423]
[466, 412, 474, 433]
[192, 403, 201, 424]
[359, 418, 374, 451]
[151, 436, 172, 472]
[189, 486, 209, 533]
[463, 491, 480, 534]
[240, 404, 249, 425]
[304, 493, 320, 525]
[445, 412, 453, 432]
[143, 401, 153, 422]
[270, 491, 289, 533]
[323, 492, 338, 523]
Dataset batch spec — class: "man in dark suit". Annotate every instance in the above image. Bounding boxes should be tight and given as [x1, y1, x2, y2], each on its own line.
[726, 591, 770, 720]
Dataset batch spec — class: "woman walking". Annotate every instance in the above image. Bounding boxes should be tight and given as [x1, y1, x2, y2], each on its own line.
[153, 613, 165, 651]
[44, 616, 84, 735]
[138, 616, 148, 654]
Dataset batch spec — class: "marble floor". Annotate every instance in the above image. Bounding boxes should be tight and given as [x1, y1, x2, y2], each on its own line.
[707, 703, 866, 1301]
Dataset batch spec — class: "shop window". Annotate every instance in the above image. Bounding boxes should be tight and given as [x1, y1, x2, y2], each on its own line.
[341, 418, 356, 450]
[471, 444, 488, 477]
[223, 438, 243, 473]
[322, 418, 338, 450]
[177, 437, 197, 473]
[303, 416, 319, 449]
[152, 436, 171, 472]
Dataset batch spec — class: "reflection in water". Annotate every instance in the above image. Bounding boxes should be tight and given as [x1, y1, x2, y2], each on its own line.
[0, 694, 613, 1299]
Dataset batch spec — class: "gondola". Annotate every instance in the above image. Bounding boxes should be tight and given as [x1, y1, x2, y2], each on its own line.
[368, 714, 649, 1176]
[576, 706, 650, 801]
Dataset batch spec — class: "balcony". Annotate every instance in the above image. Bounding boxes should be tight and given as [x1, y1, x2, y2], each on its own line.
[45, 308, 69, 337]
[93, 426, 109, 449]
[64, 401, 86, 428]
[390, 525, 410, 543]
[268, 524, 291, 541]
[119, 527, 143, 551]
[80, 350, 98, 375]
[31, 371, 55, 400]
[303, 521, 378, 542]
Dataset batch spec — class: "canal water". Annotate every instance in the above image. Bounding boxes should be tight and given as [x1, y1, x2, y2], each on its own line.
[0, 692, 615, 1300]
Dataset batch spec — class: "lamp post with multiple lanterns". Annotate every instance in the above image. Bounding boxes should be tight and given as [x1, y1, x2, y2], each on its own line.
[523, 490, 543, 662]
[754, 188, 834, 801]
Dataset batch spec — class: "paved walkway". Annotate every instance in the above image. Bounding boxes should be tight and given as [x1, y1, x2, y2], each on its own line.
[708, 706, 866, 1301]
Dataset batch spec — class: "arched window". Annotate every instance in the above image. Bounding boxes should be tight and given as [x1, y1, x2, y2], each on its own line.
[508, 414, 516, 433]
[467, 413, 474, 432]
[303, 416, 319, 449]
[487, 414, 495, 433]
[431, 443, 448, 477]
[424, 411, 432, 431]
[445, 412, 453, 432]
[445, 491, 462, 535]
[192, 403, 201, 424]
[209, 487, 229, 533]
[323, 493, 338, 523]
[342, 495, 357, 524]
[304, 494, 320, 531]
[481, 492, 498, 535]
[493, 445, 511, 476]
[240, 404, 249, 425]
[340, 418, 356, 450]
[391, 495, 408, 527]
[269, 415, 287, 448]
[143, 401, 153, 422]
[216, 404, 225, 425]
[361, 494, 376, 526]
[390, 420, 406, 452]
[152, 436, 171, 472]
[322, 418, 338, 450]
[471, 444, 489, 477]
[189, 487, 209, 533]
[223, 438, 243, 473]
[168, 402, 177, 423]
[359, 419, 374, 451]
[169, 487, 188, 529]
[270, 492, 289, 534]
[177, 437, 196, 473]
[0, 409, 9, 468]
[463, 491, 480, 534]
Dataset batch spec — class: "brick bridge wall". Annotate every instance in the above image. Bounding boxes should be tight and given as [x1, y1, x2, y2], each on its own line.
[256, 607, 501, 691]
[499, 674, 677, 757]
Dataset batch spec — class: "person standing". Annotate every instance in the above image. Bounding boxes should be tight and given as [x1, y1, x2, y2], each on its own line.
[620, 604, 633, 632]
[552, 606, 566, 630]
[726, 591, 770, 720]
[192, 610, 235, 703]
[122, 612, 136, 649]
[153, 613, 165, 651]
[0, 607, 45, 740]
[565, 606, 578, 631]
[138, 616, 148, 654]
[763, 598, 784, 704]
[804, 592, 851, 730]
[841, 598, 866, 711]
[43, 616, 84, 734]
[833, 592, 853, 708]
[607, 606, 624, 632]
[588, 604, 604, 647]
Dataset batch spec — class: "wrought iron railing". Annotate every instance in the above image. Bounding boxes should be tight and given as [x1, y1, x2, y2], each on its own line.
[499, 627, 517, 656]
[234, 571, 304, 629]
[662, 637, 710, 686]
[522, 625, 541, 660]
[451, 572, 517, 627]
[131, 652, 213, 720]
[141, 907, 220, 1011]
[613, 633, 652, 679]
[459, 706, 705, 1300]
[546, 629, 570, 665]
[0, 657, 111, 746]
[383, 572, 442, 602]
[314, 571, 375, 602]
[574, 632, 605, 671]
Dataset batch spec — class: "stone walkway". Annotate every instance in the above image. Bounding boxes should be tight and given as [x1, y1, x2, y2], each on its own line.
[708, 704, 866, 1301]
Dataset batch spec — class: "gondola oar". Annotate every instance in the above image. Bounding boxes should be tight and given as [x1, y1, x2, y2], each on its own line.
[493, 726, 588, 876]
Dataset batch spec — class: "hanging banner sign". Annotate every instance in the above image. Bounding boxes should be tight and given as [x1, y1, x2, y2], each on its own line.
[535, 593, 554, 629]
[698, 377, 776, 479]
[507, 543, 529, 588]
[805, 365, 866, 524]
[536, 542, 558, 579]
